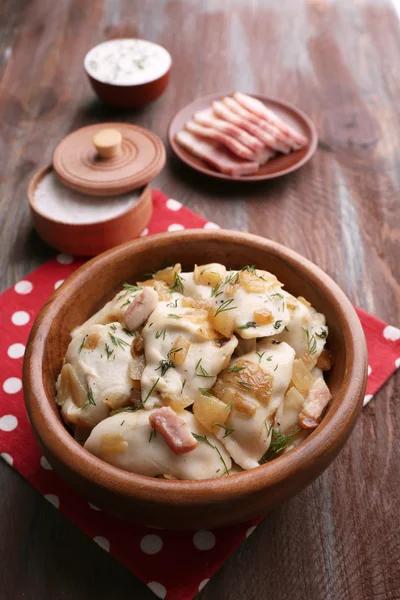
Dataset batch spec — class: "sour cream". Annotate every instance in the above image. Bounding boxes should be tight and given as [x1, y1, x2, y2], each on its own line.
[84, 39, 172, 86]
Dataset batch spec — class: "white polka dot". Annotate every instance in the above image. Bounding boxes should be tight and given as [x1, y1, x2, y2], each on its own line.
[367, 365, 372, 376]
[14, 280, 33, 294]
[56, 253, 73, 265]
[246, 526, 257, 538]
[44, 494, 60, 508]
[1, 453, 13, 466]
[166, 198, 182, 211]
[147, 582, 167, 599]
[140, 228, 149, 237]
[168, 223, 185, 232]
[198, 579, 210, 592]
[94, 536, 110, 552]
[140, 534, 163, 555]
[363, 394, 373, 407]
[395, 358, 400, 368]
[193, 530, 216, 550]
[88, 503, 101, 511]
[3, 377, 22, 394]
[40, 456, 52, 470]
[383, 325, 400, 341]
[0, 415, 18, 432]
[7, 343, 25, 359]
[203, 221, 220, 230]
[54, 279, 64, 290]
[11, 311, 30, 326]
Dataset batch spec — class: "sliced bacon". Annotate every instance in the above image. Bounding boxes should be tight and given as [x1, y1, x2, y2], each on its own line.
[193, 108, 264, 153]
[256, 147, 275, 164]
[299, 378, 332, 430]
[184, 120, 257, 160]
[149, 406, 198, 455]
[222, 97, 291, 151]
[212, 101, 289, 154]
[233, 92, 308, 150]
[175, 131, 259, 176]
[123, 287, 158, 332]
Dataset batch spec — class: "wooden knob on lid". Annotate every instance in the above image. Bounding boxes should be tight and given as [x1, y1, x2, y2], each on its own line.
[93, 128, 122, 159]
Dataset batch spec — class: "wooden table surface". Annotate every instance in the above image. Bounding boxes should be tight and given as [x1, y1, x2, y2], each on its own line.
[1, 0, 399, 598]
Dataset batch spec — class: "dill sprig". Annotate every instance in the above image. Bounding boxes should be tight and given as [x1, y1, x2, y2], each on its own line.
[149, 429, 157, 443]
[166, 298, 179, 308]
[197, 365, 214, 378]
[108, 332, 130, 350]
[81, 386, 96, 410]
[241, 265, 257, 274]
[237, 380, 252, 390]
[316, 328, 327, 339]
[87, 387, 96, 405]
[198, 387, 213, 397]
[213, 423, 235, 438]
[302, 327, 317, 354]
[192, 433, 230, 475]
[181, 378, 186, 393]
[168, 346, 183, 359]
[211, 283, 221, 297]
[211, 271, 239, 298]
[110, 406, 140, 416]
[155, 359, 175, 377]
[155, 329, 166, 340]
[122, 283, 142, 293]
[238, 321, 257, 330]
[255, 351, 272, 363]
[214, 298, 236, 317]
[143, 378, 160, 405]
[171, 272, 184, 294]
[78, 335, 87, 354]
[105, 343, 114, 360]
[195, 358, 214, 378]
[167, 313, 181, 319]
[273, 320, 283, 330]
[260, 428, 300, 463]
[227, 365, 245, 373]
[122, 328, 134, 337]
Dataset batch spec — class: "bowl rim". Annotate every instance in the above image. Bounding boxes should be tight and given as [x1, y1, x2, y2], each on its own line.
[83, 38, 172, 87]
[23, 229, 367, 506]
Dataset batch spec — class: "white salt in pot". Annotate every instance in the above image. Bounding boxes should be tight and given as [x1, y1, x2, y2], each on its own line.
[27, 123, 166, 256]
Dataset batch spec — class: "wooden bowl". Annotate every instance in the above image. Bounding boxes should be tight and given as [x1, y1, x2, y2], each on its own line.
[27, 165, 152, 256]
[86, 71, 170, 109]
[23, 230, 368, 529]
[84, 40, 171, 108]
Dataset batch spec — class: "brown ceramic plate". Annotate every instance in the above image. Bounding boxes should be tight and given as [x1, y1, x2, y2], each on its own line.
[23, 230, 367, 530]
[168, 92, 318, 181]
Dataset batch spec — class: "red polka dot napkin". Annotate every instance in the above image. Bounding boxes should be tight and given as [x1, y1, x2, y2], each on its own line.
[0, 190, 399, 600]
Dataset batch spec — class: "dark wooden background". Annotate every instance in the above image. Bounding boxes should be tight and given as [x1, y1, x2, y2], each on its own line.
[1, 0, 399, 598]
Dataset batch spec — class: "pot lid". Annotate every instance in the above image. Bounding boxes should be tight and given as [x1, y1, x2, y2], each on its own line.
[52, 122, 166, 196]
